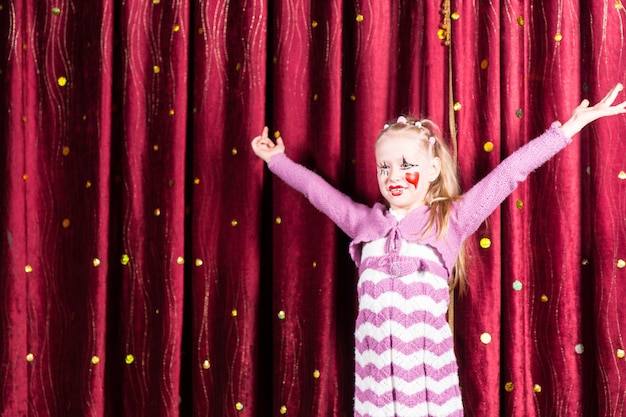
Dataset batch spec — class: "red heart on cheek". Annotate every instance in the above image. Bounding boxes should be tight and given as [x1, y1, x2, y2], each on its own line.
[405, 172, 420, 188]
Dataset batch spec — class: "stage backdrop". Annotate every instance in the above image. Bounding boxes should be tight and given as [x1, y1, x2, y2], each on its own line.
[1, 0, 626, 416]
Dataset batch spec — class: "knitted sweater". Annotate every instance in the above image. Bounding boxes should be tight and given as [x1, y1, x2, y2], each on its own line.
[267, 123, 571, 275]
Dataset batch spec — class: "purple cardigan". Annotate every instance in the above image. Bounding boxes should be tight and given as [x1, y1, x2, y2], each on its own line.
[267, 124, 572, 278]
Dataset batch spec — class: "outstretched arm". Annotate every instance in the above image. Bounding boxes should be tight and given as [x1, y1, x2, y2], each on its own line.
[251, 126, 285, 162]
[456, 82, 626, 238]
[559, 83, 626, 138]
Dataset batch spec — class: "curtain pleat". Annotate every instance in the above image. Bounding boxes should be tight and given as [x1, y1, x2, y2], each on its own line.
[2, 1, 626, 416]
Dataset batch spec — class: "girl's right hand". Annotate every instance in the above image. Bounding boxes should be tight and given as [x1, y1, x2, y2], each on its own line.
[251, 126, 286, 163]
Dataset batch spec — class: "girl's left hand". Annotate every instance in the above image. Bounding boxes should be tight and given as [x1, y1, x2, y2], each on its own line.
[560, 83, 626, 138]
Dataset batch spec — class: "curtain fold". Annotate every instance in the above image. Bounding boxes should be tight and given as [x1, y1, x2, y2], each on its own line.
[2, 1, 626, 416]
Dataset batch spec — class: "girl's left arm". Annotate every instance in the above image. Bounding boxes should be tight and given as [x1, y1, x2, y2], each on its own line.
[457, 83, 626, 237]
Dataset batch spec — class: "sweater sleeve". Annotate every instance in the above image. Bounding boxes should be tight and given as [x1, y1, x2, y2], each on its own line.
[267, 153, 372, 239]
[455, 123, 572, 239]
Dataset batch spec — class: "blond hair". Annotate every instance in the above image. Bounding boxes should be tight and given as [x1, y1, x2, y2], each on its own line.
[377, 116, 467, 293]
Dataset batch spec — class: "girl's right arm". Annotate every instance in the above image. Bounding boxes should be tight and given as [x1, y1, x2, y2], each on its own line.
[251, 129, 372, 238]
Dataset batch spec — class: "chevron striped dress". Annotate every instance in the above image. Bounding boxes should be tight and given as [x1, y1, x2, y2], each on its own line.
[354, 225, 463, 416]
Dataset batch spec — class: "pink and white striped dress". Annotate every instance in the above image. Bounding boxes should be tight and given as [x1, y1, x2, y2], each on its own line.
[354, 225, 463, 416]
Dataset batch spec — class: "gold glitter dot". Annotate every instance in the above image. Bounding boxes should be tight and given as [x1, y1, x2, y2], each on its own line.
[480, 333, 492, 344]
[92, 258, 101, 267]
[198, 28, 204, 35]
[479, 237, 491, 249]
[125, 354, 134, 364]
[617, 349, 625, 359]
[194, 177, 200, 185]
[235, 63, 242, 71]
[480, 59, 489, 70]
[313, 93, 319, 101]
[23, 174, 28, 181]
[153, 0, 160, 4]
[231, 309, 238, 317]
[350, 94, 356, 101]
[235, 402, 244, 411]
[168, 109, 175, 116]
[483, 141, 494, 152]
[153, 144, 159, 151]
[437, 29, 446, 40]
[582, 258, 589, 266]
[62, 146, 70, 156]
[26, 353, 34, 362]
[173, 24, 180, 32]
[22, 44, 27, 51]
[62, 218, 70, 228]
[617, 259, 626, 268]
[453, 102, 462, 111]
[52, 7, 61, 15]
[313, 369, 321, 379]
[516, 200, 524, 210]
[195, 259, 203, 267]
[533, 384, 542, 393]
[202, 359, 210, 369]
[22, 115, 27, 122]
[25, 265, 33, 273]
[279, 405, 287, 414]
[275, 217, 282, 224]
[231, 220, 238, 227]
[91, 356, 100, 365]
[312, 261, 317, 268]
[554, 33, 563, 42]
[177, 256, 184, 265]
[231, 147, 238, 156]
[451, 12, 460, 20]
[277, 310, 286, 320]
[505, 381, 514, 392]
[517, 16, 524, 25]
[154, 208, 161, 216]
[153, 65, 160, 74]
[120, 254, 130, 265]
[619, 171, 626, 179]
[616, 2, 625, 9]
[356, 14, 364, 22]
[540, 294, 548, 302]
[57, 76, 67, 87]
[85, 180, 92, 188]
[273, 130, 281, 139]
[312, 20, 318, 28]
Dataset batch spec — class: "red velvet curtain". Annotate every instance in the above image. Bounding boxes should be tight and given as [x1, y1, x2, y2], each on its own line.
[2, 0, 626, 416]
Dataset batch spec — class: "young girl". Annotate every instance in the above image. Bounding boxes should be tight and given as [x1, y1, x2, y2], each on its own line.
[251, 84, 626, 417]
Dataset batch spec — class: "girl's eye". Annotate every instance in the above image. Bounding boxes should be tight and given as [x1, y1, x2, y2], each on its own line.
[401, 162, 418, 169]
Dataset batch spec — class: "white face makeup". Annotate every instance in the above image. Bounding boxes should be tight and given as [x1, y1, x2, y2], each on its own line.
[375, 131, 441, 215]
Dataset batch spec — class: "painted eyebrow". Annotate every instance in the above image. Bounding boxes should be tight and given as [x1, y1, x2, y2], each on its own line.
[402, 156, 418, 165]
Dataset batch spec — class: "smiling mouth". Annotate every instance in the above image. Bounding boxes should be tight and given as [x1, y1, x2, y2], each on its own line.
[388, 185, 406, 196]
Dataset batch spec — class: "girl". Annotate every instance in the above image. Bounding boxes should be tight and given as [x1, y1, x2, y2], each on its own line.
[251, 84, 626, 417]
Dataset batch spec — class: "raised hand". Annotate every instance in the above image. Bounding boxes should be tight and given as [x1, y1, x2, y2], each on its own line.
[251, 126, 286, 163]
[560, 83, 626, 138]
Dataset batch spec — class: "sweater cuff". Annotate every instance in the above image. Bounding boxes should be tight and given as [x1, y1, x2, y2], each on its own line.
[549, 122, 573, 145]
[267, 152, 288, 170]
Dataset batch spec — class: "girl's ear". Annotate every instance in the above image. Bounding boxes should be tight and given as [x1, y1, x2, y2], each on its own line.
[429, 157, 442, 182]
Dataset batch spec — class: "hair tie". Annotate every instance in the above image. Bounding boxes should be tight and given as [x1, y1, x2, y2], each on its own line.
[415, 121, 423, 129]
[396, 116, 408, 124]
[429, 136, 436, 145]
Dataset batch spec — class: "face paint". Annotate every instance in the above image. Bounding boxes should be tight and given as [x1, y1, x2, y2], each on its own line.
[405, 171, 419, 188]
